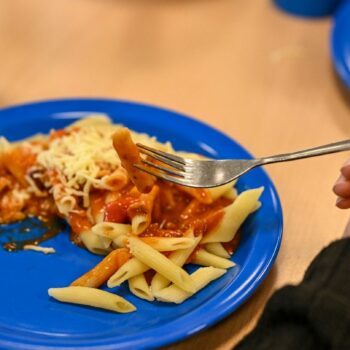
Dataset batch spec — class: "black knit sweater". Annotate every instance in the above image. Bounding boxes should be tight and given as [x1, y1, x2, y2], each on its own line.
[235, 238, 350, 350]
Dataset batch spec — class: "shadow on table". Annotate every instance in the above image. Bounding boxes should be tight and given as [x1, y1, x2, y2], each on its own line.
[162, 265, 278, 350]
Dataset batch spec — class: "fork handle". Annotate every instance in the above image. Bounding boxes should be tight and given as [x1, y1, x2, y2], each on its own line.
[259, 140, 350, 165]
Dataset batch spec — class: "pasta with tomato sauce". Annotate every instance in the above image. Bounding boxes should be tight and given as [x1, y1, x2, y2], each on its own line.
[0, 115, 263, 312]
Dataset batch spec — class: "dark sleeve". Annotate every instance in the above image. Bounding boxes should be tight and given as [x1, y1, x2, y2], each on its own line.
[234, 238, 350, 350]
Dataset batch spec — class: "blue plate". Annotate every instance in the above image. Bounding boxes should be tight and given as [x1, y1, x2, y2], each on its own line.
[331, 0, 350, 90]
[0, 99, 283, 350]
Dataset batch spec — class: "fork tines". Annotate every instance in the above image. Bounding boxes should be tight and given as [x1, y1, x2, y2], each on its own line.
[134, 143, 190, 183]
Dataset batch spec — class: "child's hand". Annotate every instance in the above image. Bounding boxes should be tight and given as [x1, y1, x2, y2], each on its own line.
[333, 160, 350, 209]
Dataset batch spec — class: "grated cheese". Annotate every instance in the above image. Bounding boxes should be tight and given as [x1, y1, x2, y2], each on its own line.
[23, 245, 56, 254]
[35, 115, 173, 214]
[36, 116, 122, 210]
[12, 188, 31, 203]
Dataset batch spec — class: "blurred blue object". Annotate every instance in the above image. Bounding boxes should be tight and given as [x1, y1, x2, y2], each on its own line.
[274, 0, 344, 17]
[331, 0, 350, 90]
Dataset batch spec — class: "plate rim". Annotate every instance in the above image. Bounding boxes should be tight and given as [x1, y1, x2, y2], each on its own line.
[0, 98, 283, 350]
[331, 0, 350, 90]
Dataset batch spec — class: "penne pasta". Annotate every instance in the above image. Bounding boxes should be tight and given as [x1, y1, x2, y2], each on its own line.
[128, 236, 195, 293]
[128, 274, 154, 301]
[112, 128, 155, 193]
[130, 214, 148, 235]
[201, 187, 264, 243]
[80, 230, 112, 255]
[208, 180, 237, 201]
[223, 187, 238, 200]
[205, 242, 231, 258]
[154, 267, 226, 304]
[71, 248, 131, 288]
[252, 200, 262, 213]
[99, 168, 128, 191]
[107, 257, 150, 288]
[150, 234, 202, 293]
[192, 248, 235, 269]
[48, 286, 136, 313]
[56, 195, 77, 217]
[129, 186, 159, 234]
[92, 222, 132, 239]
[112, 234, 128, 248]
[139, 236, 195, 251]
[176, 185, 213, 204]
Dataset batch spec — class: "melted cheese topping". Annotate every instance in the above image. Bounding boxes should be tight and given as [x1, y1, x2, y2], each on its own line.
[38, 116, 120, 174]
[34, 115, 173, 214]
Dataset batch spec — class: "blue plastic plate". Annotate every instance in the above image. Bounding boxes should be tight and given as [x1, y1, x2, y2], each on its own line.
[331, 0, 350, 90]
[0, 99, 283, 350]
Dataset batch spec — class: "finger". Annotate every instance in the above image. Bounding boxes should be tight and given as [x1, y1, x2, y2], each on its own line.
[336, 197, 350, 209]
[333, 176, 350, 197]
[341, 159, 350, 179]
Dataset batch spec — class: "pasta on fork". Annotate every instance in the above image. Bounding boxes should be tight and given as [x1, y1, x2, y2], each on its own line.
[0, 115, 263, 312]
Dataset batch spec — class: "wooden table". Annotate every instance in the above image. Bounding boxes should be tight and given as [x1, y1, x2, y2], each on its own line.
[0, 0, 349, 348]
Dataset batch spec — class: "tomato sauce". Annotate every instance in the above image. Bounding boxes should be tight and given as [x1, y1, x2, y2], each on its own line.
[222, 231, 241, 255]
[144, 269, 156, 285]
[49, 129, 69, 141]
[128, 182, 234, 240]
[154, 183, 192, 227]
[104, 195, 138, 223]
[148, 182, 232, 237]
[185, 209, 224, 237]
[3, 146, 37, 186]
[140, 223, 184, 238]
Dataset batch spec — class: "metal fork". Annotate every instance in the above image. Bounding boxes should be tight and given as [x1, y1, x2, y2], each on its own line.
[134, 140, 350, 188]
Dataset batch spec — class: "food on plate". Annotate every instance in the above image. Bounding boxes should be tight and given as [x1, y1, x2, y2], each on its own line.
[0, 115, 263, 311]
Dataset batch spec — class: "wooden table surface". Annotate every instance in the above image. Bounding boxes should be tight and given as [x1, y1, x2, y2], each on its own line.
[1, 0, 350, 349]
